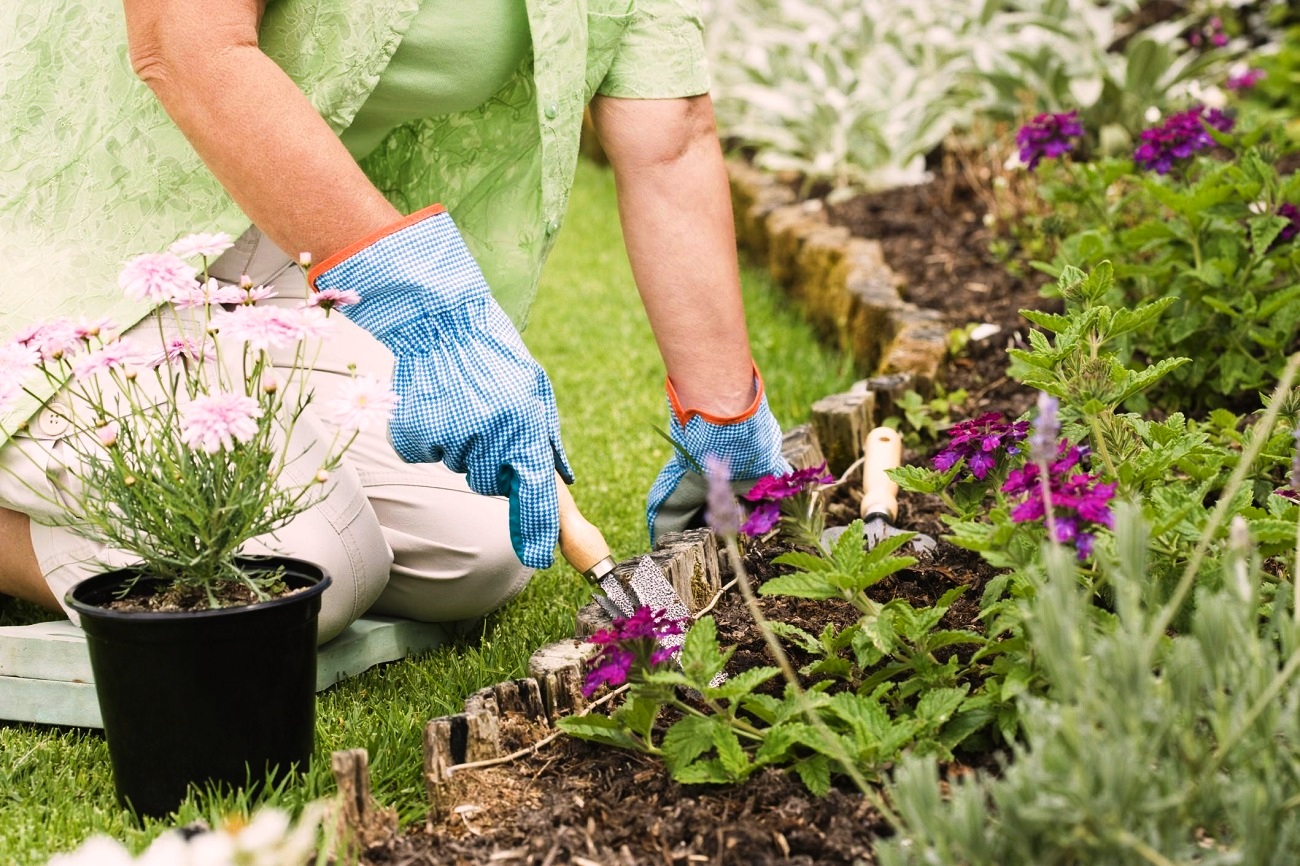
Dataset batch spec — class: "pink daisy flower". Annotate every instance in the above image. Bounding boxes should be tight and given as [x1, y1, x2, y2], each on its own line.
[16, 319, 83, 362]
[169, 232, 234, 260]
[173, 278, 245, 310]
[323, 376, 398, 432]
[234, 284, 278, 305]
[118, 253, 198, 303]
[0, 379, 21, 415]
[146, 336, 208, 369]
[70, 339, 138, 380]
[179, 392, 263, 454]
[73, 317, 117, 341]
[0, 341, 40, 376]
[307, 288, 361, 311]
[210, 306, 309, 351]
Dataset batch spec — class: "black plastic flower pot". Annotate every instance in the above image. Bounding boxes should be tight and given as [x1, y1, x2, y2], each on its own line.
[66, 556, 330, 818]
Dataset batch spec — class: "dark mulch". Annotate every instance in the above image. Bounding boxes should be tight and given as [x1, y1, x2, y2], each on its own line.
[365, 164, 1044, 865]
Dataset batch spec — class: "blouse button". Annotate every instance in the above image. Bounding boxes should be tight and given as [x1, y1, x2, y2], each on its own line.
[544, 104, 558, 120]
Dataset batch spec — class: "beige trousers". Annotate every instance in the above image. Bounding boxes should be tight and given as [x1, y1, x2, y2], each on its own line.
[0, 228, 530, 643]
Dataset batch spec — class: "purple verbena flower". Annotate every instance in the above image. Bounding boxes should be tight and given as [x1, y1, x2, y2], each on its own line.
[1001, 440, 1114, 560]
[1279, 203, 1300, 244]
[582, 607, 686, 697]
[932, 413, 1031, 481]
[738, 462, 834, 537]
[1133, 105, 1234, 174]
[1015, 111, 1084, 171]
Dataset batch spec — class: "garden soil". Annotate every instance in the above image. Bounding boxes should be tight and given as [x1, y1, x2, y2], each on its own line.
[362, 169, 1044, 866]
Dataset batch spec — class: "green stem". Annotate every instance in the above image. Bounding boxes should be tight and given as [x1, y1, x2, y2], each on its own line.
[1087, 412, 1118, 480]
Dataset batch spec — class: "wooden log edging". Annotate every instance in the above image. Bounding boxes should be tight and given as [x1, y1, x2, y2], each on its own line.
[727, 159, 949, 395]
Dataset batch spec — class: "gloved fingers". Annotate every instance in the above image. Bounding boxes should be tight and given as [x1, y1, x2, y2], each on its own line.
[498, 456, 561, 570]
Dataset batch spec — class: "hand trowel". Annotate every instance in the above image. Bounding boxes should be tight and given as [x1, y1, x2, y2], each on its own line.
[820, 426, 937, 555]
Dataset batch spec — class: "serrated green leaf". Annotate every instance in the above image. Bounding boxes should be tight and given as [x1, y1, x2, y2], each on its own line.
[759, 570, 841, 600]
[557, 715, 648, 752]
[672, 758, 731, 786]
[661, 715, 719, 772]
[707, 665, 781, 701]
[712, 726, 751, 780]
[767, 620, 823, 655]
[916, 686, 970, 728]
[793, 754, 832, 796]
[681, 616, 728, 686]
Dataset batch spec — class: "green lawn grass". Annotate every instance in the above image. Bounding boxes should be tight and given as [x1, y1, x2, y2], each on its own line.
[0, 158, 854, 866]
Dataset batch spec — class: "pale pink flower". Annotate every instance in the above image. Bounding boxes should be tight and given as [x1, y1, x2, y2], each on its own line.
[294, 306, 333, 341]
[146, 336, 208, 368]
[0, 379, 21, 415]
[237, 285, 278, 304]
[70, 339, 138, 380]
[173, 277, 244, 310]
[306, 288, 361, 311]
[118, 253, 198, 303]
[96, 421, 120, 448]
[16, 319, 83, 362]
[179, 392, 263, 453]
[169, 232, 234, 260]
[0, 341, 40, 376]
[324, 376, 398, 432]
[210, 305, 307, 350]
[73, 317, 117, 341]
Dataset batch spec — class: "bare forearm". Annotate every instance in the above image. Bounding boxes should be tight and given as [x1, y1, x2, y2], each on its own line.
[125, 0, 398, 261]
[591, 95, 755, 416]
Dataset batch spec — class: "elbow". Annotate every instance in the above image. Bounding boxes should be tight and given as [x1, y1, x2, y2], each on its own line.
[594, 94, 720, 171]
[125, 13, 259, 99]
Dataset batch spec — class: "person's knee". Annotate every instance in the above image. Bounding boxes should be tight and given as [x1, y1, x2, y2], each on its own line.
[370, 522, 532, 624]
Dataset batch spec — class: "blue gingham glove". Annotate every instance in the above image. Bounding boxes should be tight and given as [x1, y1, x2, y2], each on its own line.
[646, 367, 790, 543]
[310, 205, 573, 569]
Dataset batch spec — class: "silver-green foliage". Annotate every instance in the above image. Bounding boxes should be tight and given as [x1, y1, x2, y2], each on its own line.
[877, 506, 1300, 865]
[701, 0, 1225, 189]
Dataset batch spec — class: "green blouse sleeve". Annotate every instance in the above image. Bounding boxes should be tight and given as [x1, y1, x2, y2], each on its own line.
[596, 0, 711, 99]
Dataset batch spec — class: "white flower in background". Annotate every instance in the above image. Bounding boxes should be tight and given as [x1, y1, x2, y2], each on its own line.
[118, 253, 198, 304]
[179, 392, 264, 454]
[169, 232, 234, 261]
[325, 375, 399, 432]
[43, 805, 326, 866]
[1144, 105, 1163, 124]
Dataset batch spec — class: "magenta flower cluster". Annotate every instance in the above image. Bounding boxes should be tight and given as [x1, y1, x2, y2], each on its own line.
[1015, 111, 1084, 171]
[740, 463, 835, 536]
[582, 607, 685, 697]
[1189, 16, 1229, 49]
[1225, 67, 1266, 91]
[932, 413, 1030, 481]
[1279, 203, 1300, 244]
[1133, 105, 1234, 174]
[1002, 443, 1116, 559]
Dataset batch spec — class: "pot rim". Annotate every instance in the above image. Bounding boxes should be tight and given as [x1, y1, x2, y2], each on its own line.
[65, 555, 331, 623]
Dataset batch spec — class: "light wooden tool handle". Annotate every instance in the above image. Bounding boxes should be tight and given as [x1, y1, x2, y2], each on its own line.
[554, 471, 615, 580]
[860, 426, 902, 521]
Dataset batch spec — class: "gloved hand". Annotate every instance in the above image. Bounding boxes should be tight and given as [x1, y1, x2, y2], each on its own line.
[646, 366, 790, 543]
[310, 205, 573, 569]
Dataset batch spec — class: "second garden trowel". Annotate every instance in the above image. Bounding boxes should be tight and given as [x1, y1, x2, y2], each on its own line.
[820, 426, 937, 555]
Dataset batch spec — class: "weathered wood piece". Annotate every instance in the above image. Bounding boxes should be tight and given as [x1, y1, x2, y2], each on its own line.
[0, 615, 450, 728]
[781, 423, 826, 471]
[330, 748, 398, 851]
[463, 708, 501, 763]
[811, 385, 876, 476]
[423, 717, 458, 817]
[575, 600, 614, 638]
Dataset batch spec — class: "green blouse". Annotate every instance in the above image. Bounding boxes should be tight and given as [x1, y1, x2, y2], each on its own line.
[0, 0, 710, 445]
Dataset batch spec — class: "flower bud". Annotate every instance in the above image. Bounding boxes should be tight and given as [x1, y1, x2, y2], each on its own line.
[298, 252, 312, 268]
[315, 470, 330, 484]
[96, 423, 118, 448]
[239, 273, 253, 289]
[123, 475, 137, 487]
[262, 372, 279, 394]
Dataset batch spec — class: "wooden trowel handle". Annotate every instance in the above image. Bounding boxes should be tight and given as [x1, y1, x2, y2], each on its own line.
[555, 470, 615, 580]
[860, 427, 902, 521]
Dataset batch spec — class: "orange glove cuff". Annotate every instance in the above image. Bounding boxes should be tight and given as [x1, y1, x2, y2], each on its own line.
[306, 203, 448, 289]
[666, 362, 765, 427]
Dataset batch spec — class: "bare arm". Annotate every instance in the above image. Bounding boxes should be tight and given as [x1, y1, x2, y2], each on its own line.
[123, 0, 400, 261]
[588, 95, 756, 417]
